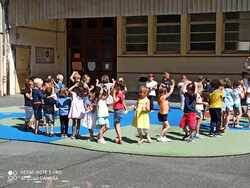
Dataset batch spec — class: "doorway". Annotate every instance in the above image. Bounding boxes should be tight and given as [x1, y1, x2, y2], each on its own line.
[14, 46, 31, 93]
[67, 18, 117, 84]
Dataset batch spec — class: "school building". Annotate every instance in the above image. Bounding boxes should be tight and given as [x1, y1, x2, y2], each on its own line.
[0, 0, 250, 95]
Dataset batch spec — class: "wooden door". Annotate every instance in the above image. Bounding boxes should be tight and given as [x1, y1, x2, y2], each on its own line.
[15, 47, 31, 93]
[67, 18, 116, 84]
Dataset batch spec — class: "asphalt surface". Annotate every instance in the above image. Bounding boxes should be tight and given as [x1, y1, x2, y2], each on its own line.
[0, 95, 250, 188]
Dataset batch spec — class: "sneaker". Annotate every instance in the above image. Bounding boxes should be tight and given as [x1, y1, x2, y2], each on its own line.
[157, 136, 171, 142]
[234, 124, 243, 129]
[208, 133, 215, 137]
[186, 138, 193, 143]
[194, 134, 203, 139]
[71, 136, 76, 139]
[138, 139, 145, 144]
[98, 138, 106, 144]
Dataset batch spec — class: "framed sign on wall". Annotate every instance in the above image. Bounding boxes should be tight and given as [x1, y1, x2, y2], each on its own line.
[36, 47, 55, 64]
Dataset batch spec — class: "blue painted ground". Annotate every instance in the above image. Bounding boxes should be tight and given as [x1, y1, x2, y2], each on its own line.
[0, 105, 249, 144]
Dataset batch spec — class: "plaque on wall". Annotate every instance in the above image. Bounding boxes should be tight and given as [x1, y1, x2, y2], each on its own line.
[87, 61, 96, 71]
[72, 61, 83, 71]
[35, 47, 55, 64]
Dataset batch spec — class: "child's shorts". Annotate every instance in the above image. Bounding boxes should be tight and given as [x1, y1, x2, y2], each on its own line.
[196, 110, 203, 119]
[179, 112, 197, 130]
[114, 109, 125, 123]
[25, 106, 34, 121]
[158, 113, 168, 122]
[96, 117, 110, 128]
[44, 114, 54, 125]
[233, 104, 242, 115]
[33, 105, 43, 120]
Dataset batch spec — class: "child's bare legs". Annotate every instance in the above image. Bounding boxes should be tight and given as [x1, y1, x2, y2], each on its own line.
[137, 128, 144, 143]
[183, 126, 190, 138]
[88, 129, 95, 141]
[196, 117, 202, 137]
[160, 121, 170, 137]
[143, 129, 151, 143]
[72, 119, 80, 138]
[234, 108, 242, 127]
[50, 123, 54, 135]
[98, 125, 108, 144]
[75, 119, 81, 138]
[34, 120, 39, 134]
[247, 109, 250, 127]
[223, 110, 233, 129]
[114, 122, 122, 144]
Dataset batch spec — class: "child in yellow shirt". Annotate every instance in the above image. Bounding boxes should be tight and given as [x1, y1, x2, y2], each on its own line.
[208, 80, 224, 136]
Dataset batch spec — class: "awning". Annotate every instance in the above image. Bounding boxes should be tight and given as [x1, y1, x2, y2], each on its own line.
[9, 0, 250, 26]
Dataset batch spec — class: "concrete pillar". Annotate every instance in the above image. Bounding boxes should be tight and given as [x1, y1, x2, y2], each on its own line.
[148, 16, 156, 55]
[216, 12, 224, 55]
[117, 16, 125, 56]
[181, 14, 189, 55]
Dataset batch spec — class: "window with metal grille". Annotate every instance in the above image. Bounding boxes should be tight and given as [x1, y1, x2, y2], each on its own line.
[190, 13, 216, 52]
[156, 15, 181, 53]
[126, 16, 148, 52]
[224, 12, 250, 52]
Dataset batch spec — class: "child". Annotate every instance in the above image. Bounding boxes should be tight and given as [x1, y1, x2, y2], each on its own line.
[132, 86, 151, 144]
[43, 87, 57, 136]
[208, 80, 224, 136]
[32, 78, 44, 134]
[57, 88, 71, 137]
[70, 71, 81, 85]
[195, 88, 208, 138]
[96, 90, 110, 144]
[146, 74, 158, 111]
[68, 84, 86, 139]
[246, 78, 250, 128]
[113, 82, 127, 144]
[179, 83, 197, 142]
[23, 79, 34, 131]
[233, 81, 244, 128]
[222, 79, 234, 130]
[157, 81, 175, 142]
[82, 89, 97, 141]
[96, 75, 114, 105]
[54, 74, 65, 92]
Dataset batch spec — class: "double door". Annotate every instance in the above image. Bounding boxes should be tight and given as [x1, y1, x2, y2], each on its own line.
[68, 18, 116, 84]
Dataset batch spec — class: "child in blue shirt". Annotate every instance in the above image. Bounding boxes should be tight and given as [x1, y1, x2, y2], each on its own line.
[57, 88, 71, 137]
[32, 78, 44, 134]
[43, 87, 57, 136]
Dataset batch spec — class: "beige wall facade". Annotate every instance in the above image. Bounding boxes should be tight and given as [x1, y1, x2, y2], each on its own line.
[12, 19, 67, 79]
[116, 13, 250, 92]
[117, 56, 246, 92]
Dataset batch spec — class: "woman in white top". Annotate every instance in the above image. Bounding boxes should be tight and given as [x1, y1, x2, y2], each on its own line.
[146, 74, 158, 111]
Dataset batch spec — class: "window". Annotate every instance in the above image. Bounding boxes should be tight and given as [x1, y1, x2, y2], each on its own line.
[224, 12, 250, 52]
[190, 13, 216, 52]
[126, 16, 148, 52]
[156, 15, 181, 53]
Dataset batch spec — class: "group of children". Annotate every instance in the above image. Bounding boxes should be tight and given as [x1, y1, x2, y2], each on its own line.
[134, 73, 250, 143]
[23, 71, 250, 144]
[23, 72, 127, 144]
